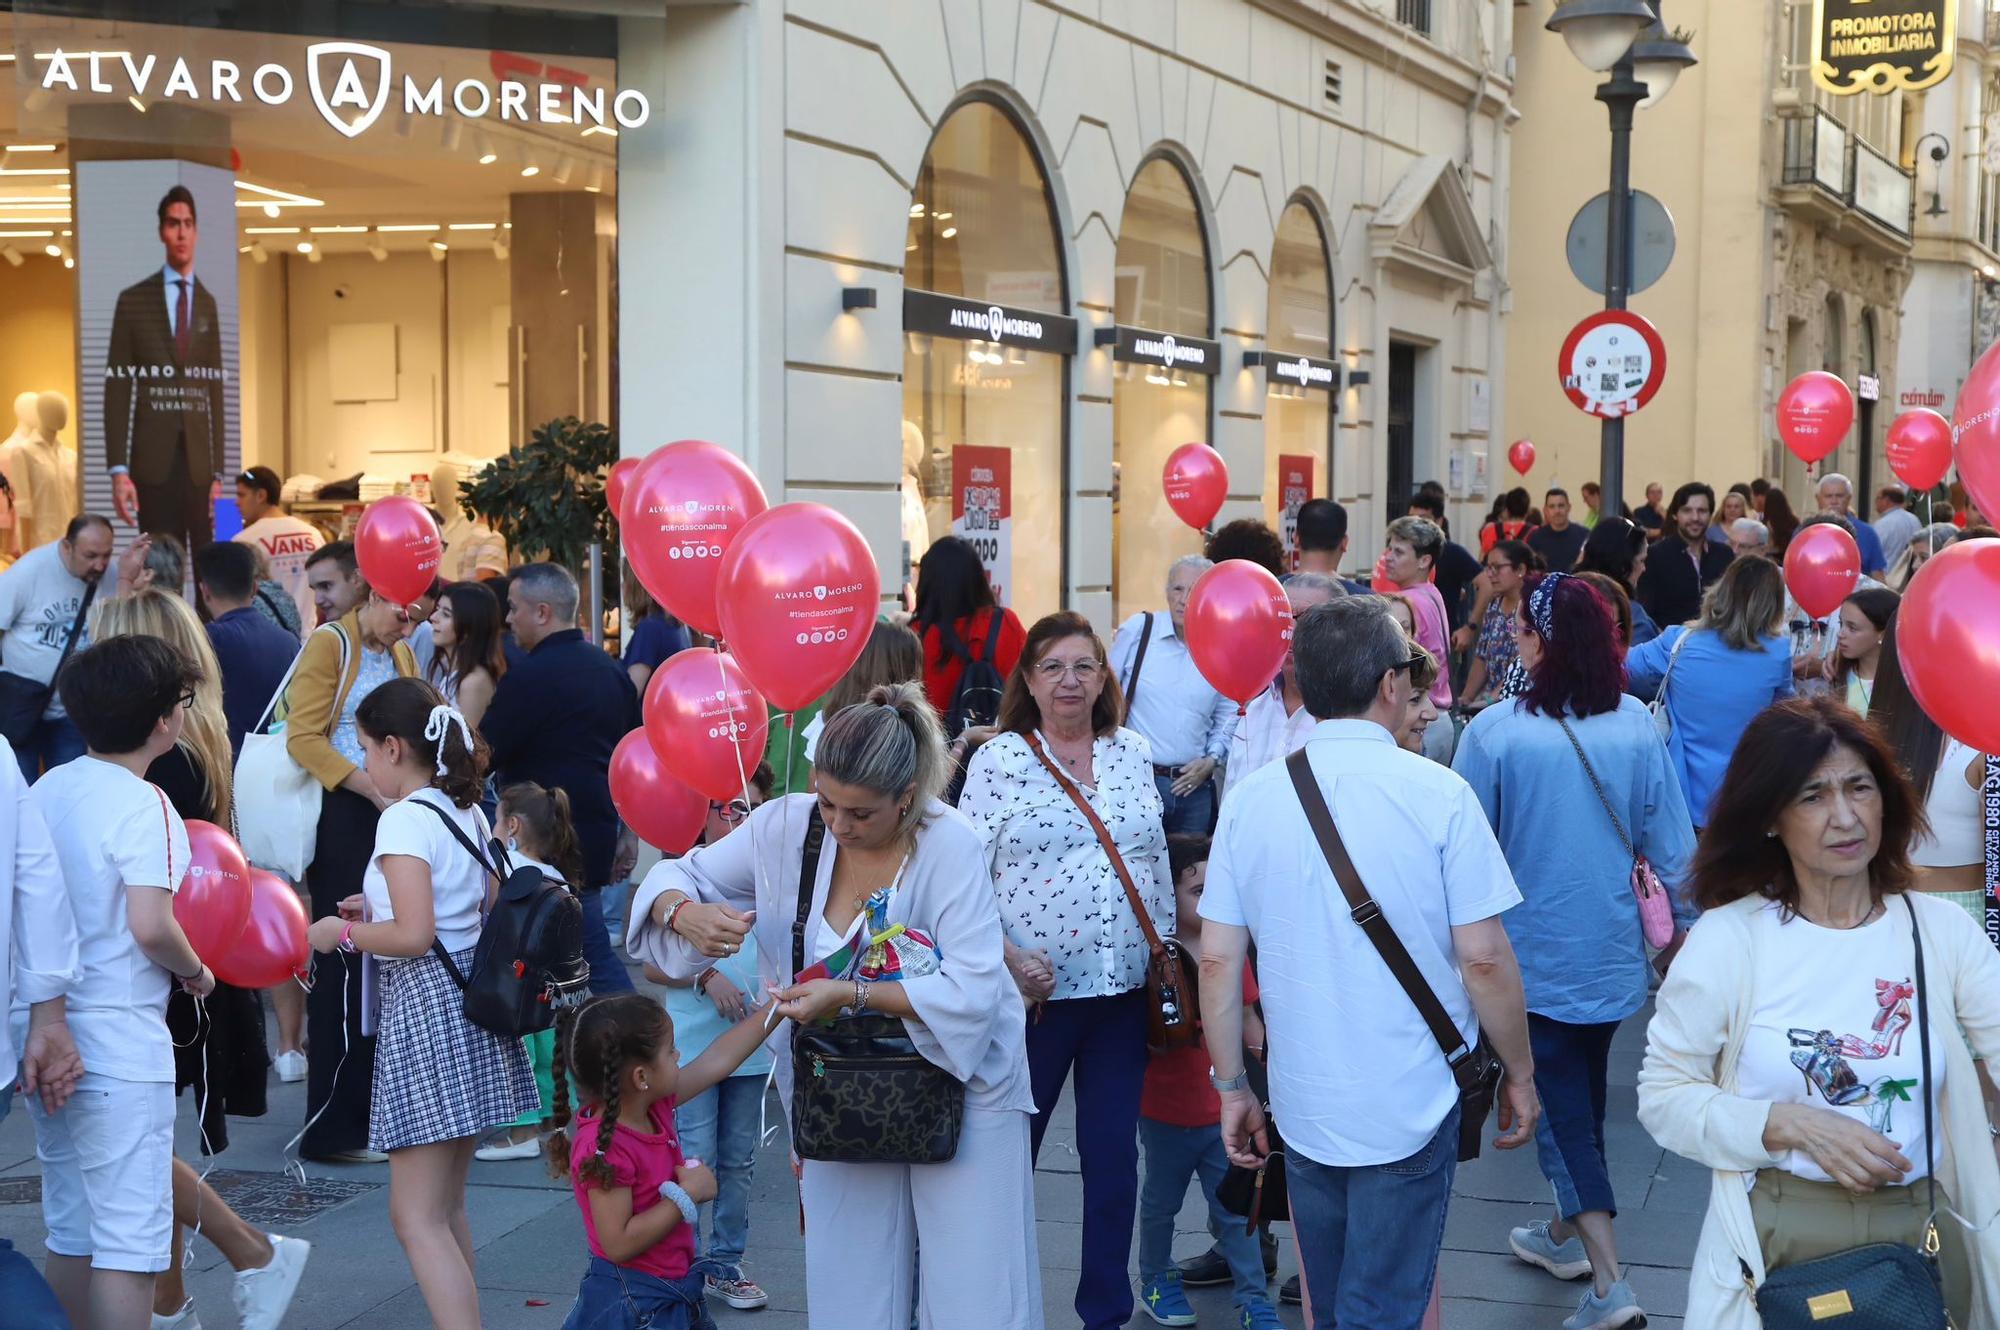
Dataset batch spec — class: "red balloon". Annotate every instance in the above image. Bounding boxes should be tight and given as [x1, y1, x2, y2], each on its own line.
[1776, 371, 1854, 465]
[1163, 443, 1227, 531]
[716, 503, 880, 711]
[1885, 409, 1953, 493]
[605, 457, 641, 523]
[643, 648, 771, 803]
[1507, 439, 1536, 476]
[175, 820, 252, 965]
[355, 496, 443, 606]
[1184, 560, 1294, 707]
[1954, 338, 2000, 523]
[624, 441, 770, 637]
[1782, 521, 1861, 619]
[1901, 538, 2000, 752]
[610, 729, 708, 855]
[212, 871, 309, 990]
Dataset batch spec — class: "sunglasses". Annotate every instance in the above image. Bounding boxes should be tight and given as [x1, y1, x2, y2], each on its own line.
[709, 798, 752, 822]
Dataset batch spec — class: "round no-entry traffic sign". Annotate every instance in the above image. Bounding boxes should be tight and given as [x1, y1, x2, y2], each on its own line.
[1557, 310, 1666, 420]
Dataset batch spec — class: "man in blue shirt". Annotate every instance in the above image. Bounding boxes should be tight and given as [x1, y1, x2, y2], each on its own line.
[482, 563, 641, 993]
[1814, 472, 1887, 576]
[195, 541, 300, 757]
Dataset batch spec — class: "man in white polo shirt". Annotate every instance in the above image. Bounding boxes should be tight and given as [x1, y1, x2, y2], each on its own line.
[233, 465, 321, 629]
[1198, 597, 1538, 1329]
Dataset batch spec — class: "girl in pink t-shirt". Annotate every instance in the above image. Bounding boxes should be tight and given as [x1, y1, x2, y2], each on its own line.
[549, 993, 773, 1329]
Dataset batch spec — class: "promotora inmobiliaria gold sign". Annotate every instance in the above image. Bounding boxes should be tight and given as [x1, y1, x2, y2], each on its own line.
[1811, 0, 1957, 96]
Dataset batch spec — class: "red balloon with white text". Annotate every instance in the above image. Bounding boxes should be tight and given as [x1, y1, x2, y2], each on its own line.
[1782, 521, 1860, 619]
[610, 729, 708, 855]
[212, 871, 310, 990]
[1900, 539, 2000, 753]
[1776, 371, 1854, 465]
[1163, 443, 1227, 532]
[1507, 439, 1536, 476]
[355, 496, 443, 606]
[1184, 560, 1294, 708]
[1953, 338, 2000, 523]
[624, 441, 769, 637]
[175, 820, 252, 965]
[716, 503, 880, 711]
[1885, 409, 1953, 493]
[643, 648, 771, 803]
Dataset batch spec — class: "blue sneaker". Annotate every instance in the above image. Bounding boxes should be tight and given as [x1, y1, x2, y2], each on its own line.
[1237, 1294, 1285, 1329]
[1510, 1219, 1593, 1281]
[1138, 1271, 1198, 1327]
[1562, 1279, 1646, 1330]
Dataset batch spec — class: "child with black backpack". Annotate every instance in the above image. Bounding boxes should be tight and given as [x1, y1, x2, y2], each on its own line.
[305, 676, 540, 1330]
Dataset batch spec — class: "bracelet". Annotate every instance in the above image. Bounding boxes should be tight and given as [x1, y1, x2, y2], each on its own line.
[853, 977, 870, 1013]
[1208, 1067, 1251, 1093]
[695, 967, 719, 996]
[657, 1180, 698, 1227]
[338, 922, 359, 956]
[663, 897, 691, 936]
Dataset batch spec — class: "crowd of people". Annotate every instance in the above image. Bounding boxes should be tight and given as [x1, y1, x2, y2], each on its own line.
[0, 460, 1997, 1330]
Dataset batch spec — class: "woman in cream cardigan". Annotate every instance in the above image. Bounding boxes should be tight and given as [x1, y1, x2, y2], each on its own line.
[1639, 696, 2000, 1329]
[283, 590, 423, 1161]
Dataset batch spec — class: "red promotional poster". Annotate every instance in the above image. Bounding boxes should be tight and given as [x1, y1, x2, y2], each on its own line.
[1277, 455, 1315, 570]
[951, 445, 1013, 605]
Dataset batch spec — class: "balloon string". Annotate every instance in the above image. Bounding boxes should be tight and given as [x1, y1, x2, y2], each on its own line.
[283, 950, 354, 1187]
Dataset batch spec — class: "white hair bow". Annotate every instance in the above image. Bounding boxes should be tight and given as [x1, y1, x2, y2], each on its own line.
[424, 704, 475, 777]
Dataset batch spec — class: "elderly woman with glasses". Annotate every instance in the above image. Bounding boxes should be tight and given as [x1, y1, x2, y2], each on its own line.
[960, 611, 1175, 1330]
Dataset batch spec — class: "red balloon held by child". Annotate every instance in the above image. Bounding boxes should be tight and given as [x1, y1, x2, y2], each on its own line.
[212, 871, 310, 990]
[609, 729, 709, 855]
[642, 648, 770, 804]
[176, 820, 252, 965]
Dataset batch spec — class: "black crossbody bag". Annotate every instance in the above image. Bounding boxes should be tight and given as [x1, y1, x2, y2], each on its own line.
[0, 579, 95, 746]
[1749, 895, 1949, 1329]
[787, 807, 964, 1164]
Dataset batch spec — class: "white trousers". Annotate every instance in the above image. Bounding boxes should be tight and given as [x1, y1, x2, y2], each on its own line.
[799, 1105, 1043, 1330]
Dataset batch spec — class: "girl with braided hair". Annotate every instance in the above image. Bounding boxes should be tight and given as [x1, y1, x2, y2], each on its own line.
[548, 993, 776, 1328]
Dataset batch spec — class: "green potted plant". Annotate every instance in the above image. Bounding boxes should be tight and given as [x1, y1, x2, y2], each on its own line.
[459, 417, 619, 589]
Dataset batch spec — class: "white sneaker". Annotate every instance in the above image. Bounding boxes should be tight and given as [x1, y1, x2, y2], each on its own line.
[152, 1300, 202, 1330]
[274, 1050, 308, 1083]
[475, 1135, 543, 1161]
[234, 1233, 311, 1330]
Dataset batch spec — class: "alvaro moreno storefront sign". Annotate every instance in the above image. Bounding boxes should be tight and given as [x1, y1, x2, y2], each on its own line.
[31, 40, 651, 137]
[1810, 0, 1956, 96]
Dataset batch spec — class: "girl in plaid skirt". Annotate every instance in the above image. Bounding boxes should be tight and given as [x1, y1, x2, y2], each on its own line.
[306, 677, 539, 1330]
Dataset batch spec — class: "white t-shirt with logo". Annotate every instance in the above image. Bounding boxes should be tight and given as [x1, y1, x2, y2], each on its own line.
[365, 787, 493, 954]
[29, 756, 190, 1083]
[237, 514, 324, 629]
[0, 542, 97, 718]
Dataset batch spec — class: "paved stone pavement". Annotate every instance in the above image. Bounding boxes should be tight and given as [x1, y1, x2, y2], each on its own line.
[0, 995, 1703, 1328]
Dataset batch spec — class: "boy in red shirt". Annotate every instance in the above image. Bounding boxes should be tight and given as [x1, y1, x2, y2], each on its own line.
[1135, 835, 1279, 1328]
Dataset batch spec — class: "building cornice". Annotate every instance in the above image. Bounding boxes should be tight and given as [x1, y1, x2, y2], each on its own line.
[1248, 0, 1515, 119]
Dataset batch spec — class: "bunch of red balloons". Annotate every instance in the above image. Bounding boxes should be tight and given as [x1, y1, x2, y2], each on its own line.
[175, 821, 309, 989]
[606, 441, 881, 852]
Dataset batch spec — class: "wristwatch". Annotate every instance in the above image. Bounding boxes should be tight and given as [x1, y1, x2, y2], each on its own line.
[1208, 1068, 1250, 1093]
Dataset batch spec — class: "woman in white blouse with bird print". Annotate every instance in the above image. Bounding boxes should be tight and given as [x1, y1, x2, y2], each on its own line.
[959, 610, 1174, 1330]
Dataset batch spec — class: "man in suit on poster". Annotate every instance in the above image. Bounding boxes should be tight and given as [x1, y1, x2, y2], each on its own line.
[103, 184, 226, 550]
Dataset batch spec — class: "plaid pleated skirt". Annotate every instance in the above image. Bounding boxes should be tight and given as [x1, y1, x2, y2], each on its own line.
[370, 946, 541, 1153]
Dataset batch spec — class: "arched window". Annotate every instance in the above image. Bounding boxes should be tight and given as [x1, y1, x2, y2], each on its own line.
[1264, 199, 1335, 564]
[1112, 155, 1213, 621]
[901, 100, 1069, 616]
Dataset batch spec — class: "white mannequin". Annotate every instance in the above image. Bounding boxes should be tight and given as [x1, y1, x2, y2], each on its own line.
[431, 457, 507, 582]
[0, 392, 78, 555]
[900, 419, 932, 584]
[4, 391, 34, 450]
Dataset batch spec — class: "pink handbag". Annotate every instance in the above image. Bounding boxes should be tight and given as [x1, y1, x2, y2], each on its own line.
[1557, 718, 1678, 950]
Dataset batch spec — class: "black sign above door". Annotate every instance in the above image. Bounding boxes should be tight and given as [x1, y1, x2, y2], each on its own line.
[1094, 325, 1223, 376]
[1810, 0, 1955, 95]
[1247, 350, 1340, 392]
[902, 289, 1078, 356]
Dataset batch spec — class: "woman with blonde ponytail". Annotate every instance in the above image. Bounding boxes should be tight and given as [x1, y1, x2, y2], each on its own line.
[629, 682, 1042, 1329]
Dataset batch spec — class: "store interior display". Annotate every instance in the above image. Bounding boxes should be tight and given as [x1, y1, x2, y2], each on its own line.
[0, 391, 78, 556]
[431, 456, 509, 582]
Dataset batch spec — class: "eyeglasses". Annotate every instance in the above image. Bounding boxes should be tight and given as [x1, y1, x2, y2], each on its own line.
[176, 688, 197, 710]
[709, 798, 751, 822]
[1483, 561, 1518, 573]
[1034, 658, 1102, 683]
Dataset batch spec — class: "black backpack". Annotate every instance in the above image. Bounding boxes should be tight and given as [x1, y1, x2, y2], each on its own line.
[417, 799, 590, 1037]
[943, 610, 1008, 739]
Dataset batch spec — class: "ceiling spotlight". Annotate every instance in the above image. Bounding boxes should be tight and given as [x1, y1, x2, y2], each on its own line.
[440, 118, 464, 153]
[1, 245, 19, 267]
[367, 238, 388, 262]
[584, 165, 605, 194]
[941, 226, 958, 239]
[307, 248, 323, 264]
[430, 247, 447, 264]
[263, 203, 280, 219]
[553, 157, 573, 185]
[479, 151, 498, 165]
[520, 164, 540, 178]
[250, 242, 269, 265]
[492, 237, 509, 261]
[297, 241, 313, 254]
[63, 256, 73, 268]
[127, 96, 146, 113]
[43, 242, 60, 258]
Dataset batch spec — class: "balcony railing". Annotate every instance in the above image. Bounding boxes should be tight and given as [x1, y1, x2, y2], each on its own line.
[1397, 0, 1432, 34]
[1778, 107, 1914, 240]
[1852, 137, 1914, 236]
[1782, 107, 1848, 195]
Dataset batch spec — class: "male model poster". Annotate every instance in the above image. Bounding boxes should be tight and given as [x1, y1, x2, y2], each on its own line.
[77, 161, 240, 554]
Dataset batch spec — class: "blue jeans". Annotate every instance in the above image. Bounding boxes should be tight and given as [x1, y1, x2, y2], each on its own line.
[579, 889, 635, 995]
[13, 715, 83, 784]
[1152, 772, 1215, 837]
[1529, 1013, 1619, 1219]
[1026, 988, 1150, 1330]
[673, 1075, 762, 1274]
[563, 1257, 708, 1330]
[1287, 1106, 1459, 1330]
[1139, 1117, 1267, 1306]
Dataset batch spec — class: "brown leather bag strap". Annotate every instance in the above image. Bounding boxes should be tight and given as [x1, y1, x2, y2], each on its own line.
[1284, 749, 1479, 1082]
[1025, 732, 1166, 957]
